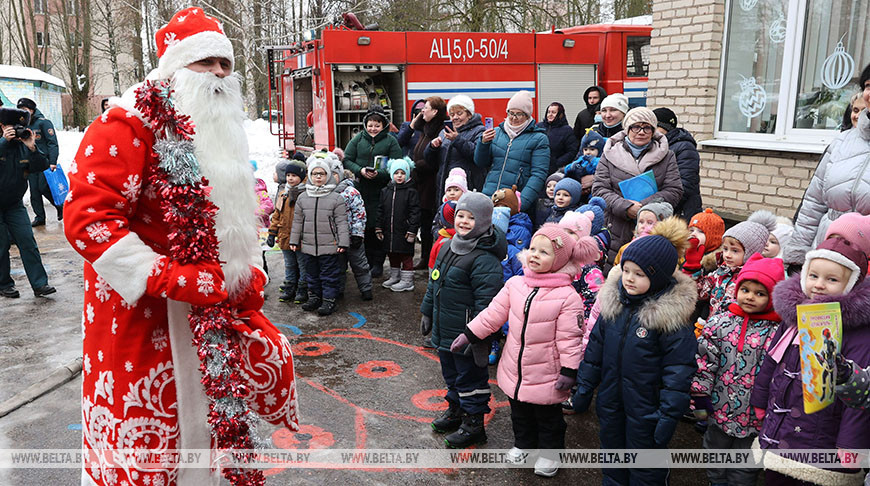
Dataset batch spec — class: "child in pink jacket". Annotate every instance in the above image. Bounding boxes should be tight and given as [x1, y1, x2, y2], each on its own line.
[450, 224, 598, 477]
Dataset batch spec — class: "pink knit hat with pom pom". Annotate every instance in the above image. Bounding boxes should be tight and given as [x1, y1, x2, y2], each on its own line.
[559, 211, 595, 239]
[444, 168, 468, 200]
[533, 223, 600, 271]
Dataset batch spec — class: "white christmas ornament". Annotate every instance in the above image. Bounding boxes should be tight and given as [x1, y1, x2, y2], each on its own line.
[739, 0, 758, 12]
[768, 15, 787, 44]
[738, 76, 766, 119]
[821, 36, 855, 90]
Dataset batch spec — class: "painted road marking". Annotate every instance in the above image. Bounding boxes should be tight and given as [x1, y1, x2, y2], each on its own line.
[349, 312, 366, 328]
[275, 323, 302, 335]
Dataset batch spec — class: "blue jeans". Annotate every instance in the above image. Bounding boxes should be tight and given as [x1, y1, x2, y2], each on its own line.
[281, 249, 307, 291]
[0, 201, 49, 290]
[438, 350, 491, 416]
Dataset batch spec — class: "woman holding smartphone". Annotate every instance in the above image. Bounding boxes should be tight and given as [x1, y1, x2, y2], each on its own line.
[344, 106, 403, 277]
[426, 95, 487, 200]
[397, 96, 447, 269]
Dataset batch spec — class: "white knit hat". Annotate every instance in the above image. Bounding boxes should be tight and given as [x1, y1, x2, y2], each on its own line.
[599, 93, 629, 114]
[447, 95, 475, 115]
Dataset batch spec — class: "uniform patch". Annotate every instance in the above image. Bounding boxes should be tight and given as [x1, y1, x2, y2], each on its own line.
[431, 269, 440, 280]
[636, 327, 648, 338]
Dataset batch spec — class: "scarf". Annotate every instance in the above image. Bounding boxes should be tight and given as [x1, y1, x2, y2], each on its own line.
[451, 226, 492, 256]
[727, 302, 781, 353]
[523, 269, 573, 288]
[503, 118, 532, 139]
[626, 139, 651, 159]
[306, 182, 336, 198]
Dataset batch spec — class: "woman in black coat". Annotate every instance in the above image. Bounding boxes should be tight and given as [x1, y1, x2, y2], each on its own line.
[538, 102, 579, 175]
[653, 108, 702, 221]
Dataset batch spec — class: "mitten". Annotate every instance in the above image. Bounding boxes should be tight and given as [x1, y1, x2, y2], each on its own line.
[350, 235, 364, 249]
[752, 406, 766, 420]
[654, 415, 678, 446]
[683, 237, 705, 272]
[450, 333, 470, 353]
[692, 395, 714, 421]
[572, 388, 593, 413]
[266, 234, 276, 248]
[555, 374, 575, 391]
[420, 315, 432, 336]
[470, 341, 489, 368]
[230, 266, 267, 313]
[145, 255, 228, 306]
[835, 354, 852, 385]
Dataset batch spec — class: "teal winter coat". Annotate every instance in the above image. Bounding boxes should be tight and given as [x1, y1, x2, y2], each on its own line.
[474, 121, 550, 210]
[421, 227, 507, 351]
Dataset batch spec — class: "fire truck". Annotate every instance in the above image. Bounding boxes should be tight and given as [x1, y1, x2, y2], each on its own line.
[266, 23, 651, 151]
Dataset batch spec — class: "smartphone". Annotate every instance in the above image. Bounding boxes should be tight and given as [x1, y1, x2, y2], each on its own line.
[484, 117, 494, 130]
[444, 120, 454, 130]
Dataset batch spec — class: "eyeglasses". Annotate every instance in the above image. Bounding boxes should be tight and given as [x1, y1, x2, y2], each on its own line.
[506, 111, 527, 119]
[629, 124, 654, 134]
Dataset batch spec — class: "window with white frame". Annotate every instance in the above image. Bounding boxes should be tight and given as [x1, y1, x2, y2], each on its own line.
[715, 0, 869, 145]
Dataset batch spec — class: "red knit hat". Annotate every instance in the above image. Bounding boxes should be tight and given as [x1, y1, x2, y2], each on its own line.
[155, 7, 234, 79]
[735, 253, 785, 310]
[689, 208, 725, 250]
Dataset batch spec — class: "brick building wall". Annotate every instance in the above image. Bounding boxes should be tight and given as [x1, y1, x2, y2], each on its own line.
[647, 0, 819, 221]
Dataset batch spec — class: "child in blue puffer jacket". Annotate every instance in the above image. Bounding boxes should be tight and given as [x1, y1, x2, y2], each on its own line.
[565, 130, 605, 181]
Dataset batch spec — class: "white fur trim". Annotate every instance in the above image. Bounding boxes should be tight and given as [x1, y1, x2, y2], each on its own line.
[751, 438, 864, 486]
[252, 265, 269, 286]
[166, 300, 220, 485]
[108, 81, 149, 124]
[91, 233, 160, 304]
[157, 31, 233, 79]
[802, 248, 861, 294]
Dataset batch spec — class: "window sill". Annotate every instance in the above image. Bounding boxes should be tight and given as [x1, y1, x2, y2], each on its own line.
[698, 138, 826, 155]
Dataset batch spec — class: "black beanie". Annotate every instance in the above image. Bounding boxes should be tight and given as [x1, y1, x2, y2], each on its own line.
[860, 63, 870, 90]
[622, 235, 678, 294]
[653, 107, 678, 132]
[16, 97, 36, 111]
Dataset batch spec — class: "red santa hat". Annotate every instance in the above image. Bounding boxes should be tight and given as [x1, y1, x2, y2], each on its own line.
[155, 7, 234, 79]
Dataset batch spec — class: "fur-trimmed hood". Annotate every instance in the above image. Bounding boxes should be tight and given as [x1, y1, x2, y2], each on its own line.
[773, 274, 870, 330]
[599, 266, 698, 333]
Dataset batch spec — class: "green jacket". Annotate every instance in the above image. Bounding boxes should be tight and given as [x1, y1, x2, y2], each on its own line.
[27, 109, 59, 166]
[421, 227, 507, 351]
[342, 130, 402, 229]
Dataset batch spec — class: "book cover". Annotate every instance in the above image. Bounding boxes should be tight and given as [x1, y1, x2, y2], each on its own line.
[797, 302, 843, 414]
[618, 170, 658, 202]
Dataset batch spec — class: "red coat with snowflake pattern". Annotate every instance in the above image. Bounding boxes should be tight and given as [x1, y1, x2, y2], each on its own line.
[65, 102, 298, 486]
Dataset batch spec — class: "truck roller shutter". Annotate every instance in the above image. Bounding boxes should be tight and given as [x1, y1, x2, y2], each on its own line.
[536, 64, 596, 127]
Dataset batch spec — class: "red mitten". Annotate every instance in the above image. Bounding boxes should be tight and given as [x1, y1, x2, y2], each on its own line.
[145, 255, 228, 305]
[232, 310, 299, 430]
[230, 266, 267, 313]
[683, 237, 706, 273]
[752, 406, 766, 420]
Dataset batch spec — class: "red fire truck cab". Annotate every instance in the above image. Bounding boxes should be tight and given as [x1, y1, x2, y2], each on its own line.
[266, 24, 651, 151]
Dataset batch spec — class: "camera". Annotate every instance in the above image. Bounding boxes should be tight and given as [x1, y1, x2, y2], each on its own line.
[0, 107, 32, 140]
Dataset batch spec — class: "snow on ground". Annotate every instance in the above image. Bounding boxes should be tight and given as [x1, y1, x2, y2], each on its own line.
[55, 118, 284, 193]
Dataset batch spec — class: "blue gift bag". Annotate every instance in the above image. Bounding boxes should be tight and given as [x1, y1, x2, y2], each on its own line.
[43, 165, 69, 206]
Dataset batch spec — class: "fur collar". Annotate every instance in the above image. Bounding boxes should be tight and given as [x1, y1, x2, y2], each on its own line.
[773, 274, 870, 329]
[599, 267, 698, 333]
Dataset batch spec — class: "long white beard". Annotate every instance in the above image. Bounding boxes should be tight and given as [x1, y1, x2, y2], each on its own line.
[173, 68, 258, 296]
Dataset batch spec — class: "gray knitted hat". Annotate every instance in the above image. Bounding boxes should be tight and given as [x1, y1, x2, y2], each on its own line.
[723, 209, 778, 263]
[456, 191, 494, 239]
[638, 200, 674, 222]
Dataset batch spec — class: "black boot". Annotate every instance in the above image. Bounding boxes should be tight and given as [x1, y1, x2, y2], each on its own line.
[317, 298, 337, 316]
[294, 287, 308, 304]
[431, 403, 462, 433]
[278, 286, 295, 302]
[56, 205, 63, 221]
[444, 413, 486, 448]
[301, 293, 321, 311]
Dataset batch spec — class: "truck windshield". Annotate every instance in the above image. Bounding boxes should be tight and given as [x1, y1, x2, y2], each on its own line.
[626, 36, 651, 78]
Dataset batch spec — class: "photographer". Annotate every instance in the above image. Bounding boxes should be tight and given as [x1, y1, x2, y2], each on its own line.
[17, 98, 61, 226]
[0, 107, 56, 298]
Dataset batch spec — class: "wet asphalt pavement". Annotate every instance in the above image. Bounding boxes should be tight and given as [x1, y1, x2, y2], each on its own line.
[0, 212, 713, 485]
